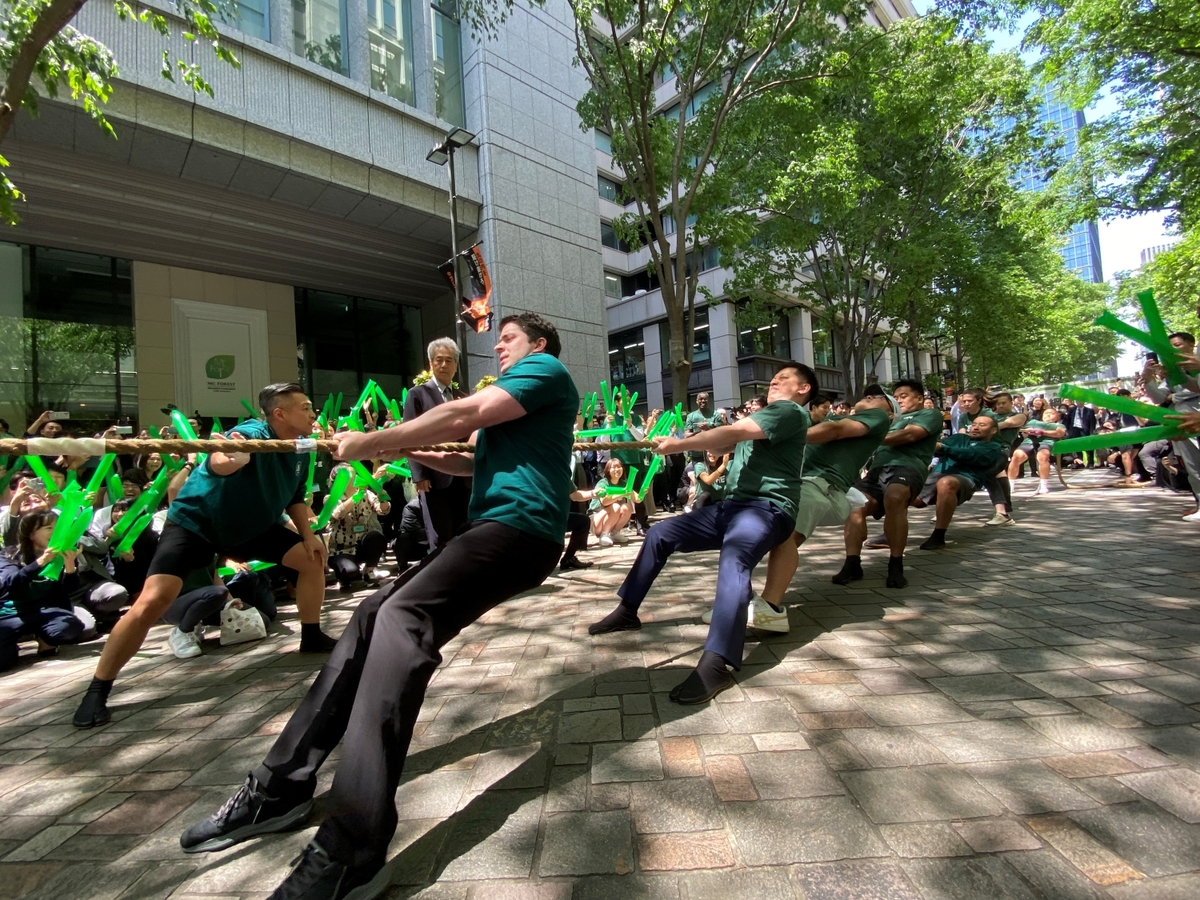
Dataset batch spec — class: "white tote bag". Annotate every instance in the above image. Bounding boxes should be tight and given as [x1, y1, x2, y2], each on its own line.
[220, 600, 267, 646]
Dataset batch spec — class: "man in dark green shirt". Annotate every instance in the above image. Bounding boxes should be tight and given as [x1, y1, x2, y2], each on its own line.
[73, 383, 333, 729]
[914, 414, 1007, 550]
[590, 362, 816, 706]
[835, 379, 943, 589]
[180, 314, 578, 900]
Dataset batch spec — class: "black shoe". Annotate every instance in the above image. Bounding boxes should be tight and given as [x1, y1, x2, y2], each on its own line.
[299, 631, 339, 653]
[269, 841, 390, 900]
[181, 775, 314, 853]
[831, 560, 863, 586]
[919, 533, 950, 551]
[72, 690, 111, 729]
[885, 558, 907, 589]
[588, 605, 642, 635]
[560, 555, 593, 571]
[669, 667, 735, 704]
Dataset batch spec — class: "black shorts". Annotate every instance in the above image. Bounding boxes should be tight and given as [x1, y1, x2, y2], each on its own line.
[147, 522, 303, 579]
[919, 472, 978, 506]
[855, 466, 926, 518]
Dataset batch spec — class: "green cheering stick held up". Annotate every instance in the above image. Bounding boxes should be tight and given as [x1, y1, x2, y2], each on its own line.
[311, 467, 353, 531]
[1052, 384, 1187, 455]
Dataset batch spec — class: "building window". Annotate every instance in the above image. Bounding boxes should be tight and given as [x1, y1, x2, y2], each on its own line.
[736, 301, 789, 358]
[369, 0, 414, 104]
[432, 2, 465, 127]
[598, 175, 625, 204]
[600, 222, 630, 252]
[890, 344, 914, 380]
[233, 0, 270, 40]
[294, 0, 348, 75]
[0, 243, 137, 433]
[595, 130, 612, 154]
[608, 328, 645, 383]
[603, 273, 621, 299]
[812, 319, 836, 368]
[659, 305, 710, 366]
[295, 289, 423, 410]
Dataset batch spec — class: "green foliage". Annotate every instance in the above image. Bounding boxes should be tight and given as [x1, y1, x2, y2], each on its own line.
[1116, 229, 1200, 333]
[572, 0, 869, 406]
[0, 0, 241, 224]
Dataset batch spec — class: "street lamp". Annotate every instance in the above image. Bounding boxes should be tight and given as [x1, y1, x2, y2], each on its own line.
[427, 126, 477, 386]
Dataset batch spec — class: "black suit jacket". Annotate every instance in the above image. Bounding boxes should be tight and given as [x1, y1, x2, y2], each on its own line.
[403, 380, 467, 489]
[1065, 405, 1097, 437]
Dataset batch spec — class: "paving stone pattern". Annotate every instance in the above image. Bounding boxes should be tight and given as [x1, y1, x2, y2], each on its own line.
[1, 478, 1199, 898]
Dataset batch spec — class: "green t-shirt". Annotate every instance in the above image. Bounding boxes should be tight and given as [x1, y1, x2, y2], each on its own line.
[958, 408, 1007, 445]
[168, 419, 307, 547]
[694, 461, 727, 498]
[468, 352, 579, 545]
[990, 411, 1027, 446]
[871, 407, 945, 472]
[804, 408, 891, 491]
[724, 400, 810, 519]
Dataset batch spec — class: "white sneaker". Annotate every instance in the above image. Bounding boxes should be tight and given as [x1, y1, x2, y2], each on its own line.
[598, 533, 614, 547]
[369, 567, 391, 580]
[985, 514, 1015, 526]
[613, 530, 630, 545]
[168, 627, 202, 659]
[864, 534, 889, 550]
[748, 595, 790, 633]
[1183, 510, 1200, 522]
[701, 607, 714, 624]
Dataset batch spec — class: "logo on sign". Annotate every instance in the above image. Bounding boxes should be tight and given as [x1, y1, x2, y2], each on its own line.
[206, 355, 236, 379]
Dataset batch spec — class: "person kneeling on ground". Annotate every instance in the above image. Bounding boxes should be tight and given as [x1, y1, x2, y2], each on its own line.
[0, 512, 88, 670]
[324, 464, 390, 590]
[914, 414, 1007, 550]
[589, 362, 815, 704]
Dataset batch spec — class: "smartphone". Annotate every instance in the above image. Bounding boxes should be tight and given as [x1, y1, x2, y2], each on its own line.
[1147, 352, 1159, 364]
[48, 411, 70, 420]
[24, 477, 45, 492]
[113, 425, 133, 435]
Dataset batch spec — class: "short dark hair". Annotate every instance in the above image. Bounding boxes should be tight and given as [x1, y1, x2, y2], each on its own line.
[960, 387, 986, 401]
[500, 313, 561, 358]
[1117, 388, 1132, 397]
[893, 379, 925, 396]
[1168, 331, 1195, 345]
[259, 382, 306, 417]
[776, 362, 819, 399]
[121, 469, 149, 487]
[112, 499, 133, 515]
[993, 391, 1012, 402]
[809, 393, 830, 407]
[17, 510, 57, 566]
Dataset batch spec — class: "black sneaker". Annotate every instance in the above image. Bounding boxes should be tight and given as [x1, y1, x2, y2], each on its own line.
[269, 841, 390, 900]
[180, 775, 313, 853]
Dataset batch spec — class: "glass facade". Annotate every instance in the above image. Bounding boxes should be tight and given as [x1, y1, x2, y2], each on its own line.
[598, 175, 624, 203]
[608, 327, 646, 383]
[294, 0, 348, 76]
[233, 0, 270, 40]
[294, 289, 423, 412]
[369, 0, 415, 104]
[0, 243, 137, 434]
[659, 306, 710, 366]
[432, 2, 465, 127]
[736, 303, 789, 358]
[811, 319, 836, 368]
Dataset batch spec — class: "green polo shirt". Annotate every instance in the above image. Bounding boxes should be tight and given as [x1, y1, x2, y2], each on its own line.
[694, 461, 727, 498]
[871, 407, 944, 472]
[469, 352, 579, 544]
[804, 408, 891, 491]
[724, 400, 810, 519]
[168, 419, 307, 547]
[959, 408, 1007, 445]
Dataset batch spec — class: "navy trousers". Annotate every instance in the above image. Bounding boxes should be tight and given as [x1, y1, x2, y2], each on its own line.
[617, 498, 794, 668]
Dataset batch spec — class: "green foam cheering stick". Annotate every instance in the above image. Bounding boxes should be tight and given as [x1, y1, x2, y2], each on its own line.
[385, 461, 412, 479]
[575, 426, 627, 438]
[24, 454, 53, 486]
[112, 512, 154, 555]
[106, 472, 123, 506]
[1137, 289, 1187, 388]
[110, 466, 172, 540]
[311, 467, 353, 531]
[348, 460, 389, 501]
[240, 398, 259, 420]
[1053, 423, 1185, 455]
[216, 560, 276, 578]
[1057, 384, 1171, 424]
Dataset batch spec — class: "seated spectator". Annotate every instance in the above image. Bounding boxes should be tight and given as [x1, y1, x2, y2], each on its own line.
[0, 512, 88, 670]
[2, 476, 51, 547]
[390, 497, 429, 574]
[583, 457, 635, 547]
[324, 464, 390, 590]
[136, 452, 167, 483]
[913, 415, 1007, 549]
[163, 562, 278, 659]
[106, 499, 160, 598]
[692, 449, 730, 510]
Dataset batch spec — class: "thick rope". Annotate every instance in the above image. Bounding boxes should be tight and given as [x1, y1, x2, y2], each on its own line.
[0, 438, 655, 457]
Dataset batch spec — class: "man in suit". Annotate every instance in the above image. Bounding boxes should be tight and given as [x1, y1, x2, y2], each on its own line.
[1063, 397, 1098, 467]
[402, 338, 471, 552]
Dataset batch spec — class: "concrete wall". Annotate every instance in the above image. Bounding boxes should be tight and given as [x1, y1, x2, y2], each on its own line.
[132, 262, 297, 424]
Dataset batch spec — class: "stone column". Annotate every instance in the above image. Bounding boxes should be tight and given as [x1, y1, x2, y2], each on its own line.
[643, 322, 665, 410]
[708, 301, 740, 410]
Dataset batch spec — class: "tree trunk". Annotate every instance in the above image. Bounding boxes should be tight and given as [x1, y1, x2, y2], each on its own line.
[666, 309, 692, 409]
[0, 0, 89, 148]
[954, 334, 965, 390]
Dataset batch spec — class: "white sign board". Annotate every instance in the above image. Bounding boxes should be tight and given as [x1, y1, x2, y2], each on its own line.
[171, 299, 270, 417]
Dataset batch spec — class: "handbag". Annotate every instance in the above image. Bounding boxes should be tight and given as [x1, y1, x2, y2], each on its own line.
[219, 599, 267, 646]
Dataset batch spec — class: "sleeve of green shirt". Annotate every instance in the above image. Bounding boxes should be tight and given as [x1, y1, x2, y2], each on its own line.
[750, 401, 809, 443]
[493, 354, 561, 412]
[914, 408, 945, 437]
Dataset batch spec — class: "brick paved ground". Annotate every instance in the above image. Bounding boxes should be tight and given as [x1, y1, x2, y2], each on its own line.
[1, 473, 1199, 899]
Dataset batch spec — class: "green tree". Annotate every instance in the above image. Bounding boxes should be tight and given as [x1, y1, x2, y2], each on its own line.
[1115, 228, 1200, 331]
[715, 15, 1054, 397]
[572, 0, 871, 407]
[0, 0, 240, 223]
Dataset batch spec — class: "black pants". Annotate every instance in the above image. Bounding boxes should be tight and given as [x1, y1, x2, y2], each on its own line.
[329, 530, 387, 587]
[419, 480, 471, 551]
[253, 520, 561, 867]
[564, 509, 590, 558]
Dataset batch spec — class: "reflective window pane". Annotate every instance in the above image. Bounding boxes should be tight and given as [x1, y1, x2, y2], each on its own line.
[233, 0, 270, 40]
[369, 0, 415, 104]
[432, 4, 465, 126]
[294, 0, 347, 76]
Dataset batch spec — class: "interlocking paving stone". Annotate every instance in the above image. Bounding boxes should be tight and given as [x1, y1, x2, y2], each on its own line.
[1026, 813, 1145, 885]
[676, 868, 796, 900]
[1024, 714, 1144, 752]
[629, 779, 724, 833]
[1103, 691, 1200, 726]
[842, 726, 950, 767]
[963, 760, 1099, 815]
[851, 693, 972, 726]
[878, 823, 973, 858]
[636, 832, 734, 872]
[841, 766, 1004, 824]
[926, 673, 1048, 702]
[738, 750, 843, 799]
[1068, 800, 1200, 878]
[793, 860, 924, 900]
[914, 719, 1064, 762]
[951, 819, 1041, 852]
[901, 856, 1042, 900]
[724, 796, 887, 865]
[538, 810, 632, 877]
